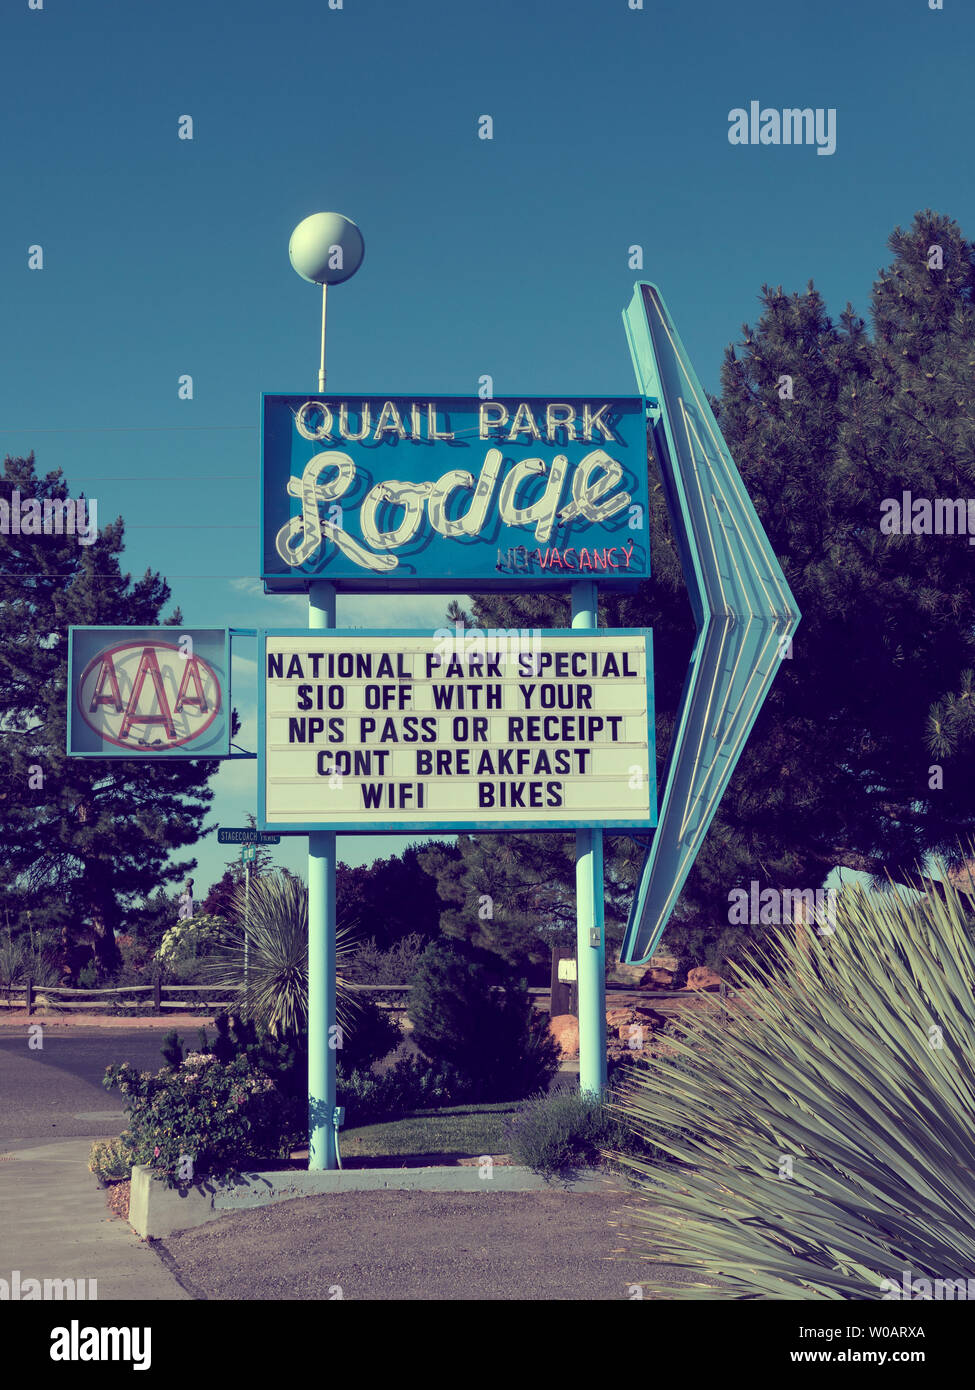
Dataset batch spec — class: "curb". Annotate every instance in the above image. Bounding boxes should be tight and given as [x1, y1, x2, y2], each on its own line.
[129, 1162, 610, 1238]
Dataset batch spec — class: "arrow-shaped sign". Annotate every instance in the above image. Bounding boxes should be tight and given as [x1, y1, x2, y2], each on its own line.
[619, 282, 801, 964]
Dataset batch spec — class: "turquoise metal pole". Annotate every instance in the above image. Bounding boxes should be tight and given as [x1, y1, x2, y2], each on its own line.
[572, 580, 607, 1097]
[308, 579, 337, 1169]
[243, 857, 250, 1019]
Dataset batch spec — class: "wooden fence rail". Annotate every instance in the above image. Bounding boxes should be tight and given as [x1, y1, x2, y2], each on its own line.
[0, 979, 241, 1016]
[0, 978, 727, 1017]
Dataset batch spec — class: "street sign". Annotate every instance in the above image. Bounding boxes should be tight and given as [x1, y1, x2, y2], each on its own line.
[66, 628, 230, 758]
[258, 628, 656, 833]
[241, 844, 257, 864]
[218, 828, 281, 845]
[260, 394, 651, 593]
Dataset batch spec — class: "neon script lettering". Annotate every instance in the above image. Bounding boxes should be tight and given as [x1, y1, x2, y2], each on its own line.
[274, 444, 633, 575]
[534, 542, 633, 571]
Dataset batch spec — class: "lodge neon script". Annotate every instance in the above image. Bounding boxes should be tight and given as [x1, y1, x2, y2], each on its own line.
[275, 442, 632, 574]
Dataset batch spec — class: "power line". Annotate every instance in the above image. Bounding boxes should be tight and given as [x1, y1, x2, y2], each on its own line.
[0, 475, 256, 481]
[2, 424, 255, 434]
[0, 573, 276, 580]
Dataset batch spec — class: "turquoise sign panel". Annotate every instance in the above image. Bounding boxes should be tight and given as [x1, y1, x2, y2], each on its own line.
[260, 394, 650, 592]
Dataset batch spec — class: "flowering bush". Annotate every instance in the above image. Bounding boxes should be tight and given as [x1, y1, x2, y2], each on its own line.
[88, 1133, 139, 1184]
[155, 913, 226, 968]
[103, 1050, 303, 1188]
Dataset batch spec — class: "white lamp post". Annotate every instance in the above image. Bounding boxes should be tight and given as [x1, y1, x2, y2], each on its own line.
[287, 210, 364, 1170]
[288, 212, 365, 393]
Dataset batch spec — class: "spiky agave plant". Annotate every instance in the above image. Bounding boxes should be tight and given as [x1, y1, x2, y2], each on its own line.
[203, 870, 359, 1039]
[610, 869, 975, 1298]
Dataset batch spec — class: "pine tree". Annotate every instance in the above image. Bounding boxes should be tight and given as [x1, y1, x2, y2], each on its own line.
[715, 211, 975, 890]
[418, 831, 635, 970]
[425, 212, 975, 968]
[0, 453, 226, 980]
[335, 841, 459, 951]
[407, 937, 560, 1099]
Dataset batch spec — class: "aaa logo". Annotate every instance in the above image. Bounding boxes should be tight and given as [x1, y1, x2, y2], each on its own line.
[77, 641, 221, 751]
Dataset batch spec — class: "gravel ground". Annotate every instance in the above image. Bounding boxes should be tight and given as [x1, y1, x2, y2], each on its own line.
[157, 1188, 689, 1301]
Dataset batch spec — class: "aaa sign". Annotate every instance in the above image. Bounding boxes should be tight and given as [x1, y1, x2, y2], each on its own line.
[259, 629, 656, 833]
[67, 628, 231, 757]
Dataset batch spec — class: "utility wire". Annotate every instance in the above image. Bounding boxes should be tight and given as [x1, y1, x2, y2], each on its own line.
[2, 425, 255, 433]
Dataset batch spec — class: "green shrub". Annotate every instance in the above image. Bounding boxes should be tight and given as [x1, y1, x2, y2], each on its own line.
[505, 1086, 630, 1180]
[88, 1133, 138, 1183]
[337, 1055, 472, 1125]
[192, 1013, 309, 1104]
[338, 997, 401, 1070]
[0, 937, 61, 991]
[155, 912, 226, 969]
[103, 1049, 303, 1188]
[669, 954, 696, 991]
[407, 940, 560, 1100]
[159, 1028, 185, 1069]
[162, 956, 213, 984]
[347, 933, 429, 986]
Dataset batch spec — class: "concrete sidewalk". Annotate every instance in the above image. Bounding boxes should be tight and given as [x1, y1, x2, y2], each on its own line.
[0, 1139, 189, 1300]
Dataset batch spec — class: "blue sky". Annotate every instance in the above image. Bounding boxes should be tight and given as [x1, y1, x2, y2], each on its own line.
[2, 0, 971, 898]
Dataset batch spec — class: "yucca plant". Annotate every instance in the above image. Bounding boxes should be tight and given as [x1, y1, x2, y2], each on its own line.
[0, 937, 60, 995]
[610, 867, 975, 1298]
[203, 870, 359, 1039]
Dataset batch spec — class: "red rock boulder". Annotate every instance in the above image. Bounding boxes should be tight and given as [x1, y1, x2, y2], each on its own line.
[548, 1013, 580, 1058]
[685, 966, 724, 991]
[638, 967, 675, 988]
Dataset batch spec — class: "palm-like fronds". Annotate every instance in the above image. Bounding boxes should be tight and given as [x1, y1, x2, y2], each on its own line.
[203, 871, 358, 1038]
[611, 868, 975, 1298]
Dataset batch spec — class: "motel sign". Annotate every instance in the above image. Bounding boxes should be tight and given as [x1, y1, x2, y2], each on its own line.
[261, 394, 651, 592]
[65, 264, 799, 1169]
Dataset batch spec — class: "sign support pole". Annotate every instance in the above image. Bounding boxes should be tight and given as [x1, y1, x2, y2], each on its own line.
[243, 853, 250, 1019]
[308, 579, 338, 1169]
[572, 580, 607, 1097]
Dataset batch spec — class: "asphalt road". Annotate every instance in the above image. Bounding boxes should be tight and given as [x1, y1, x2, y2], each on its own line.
[0, 1029, 177, 1147]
